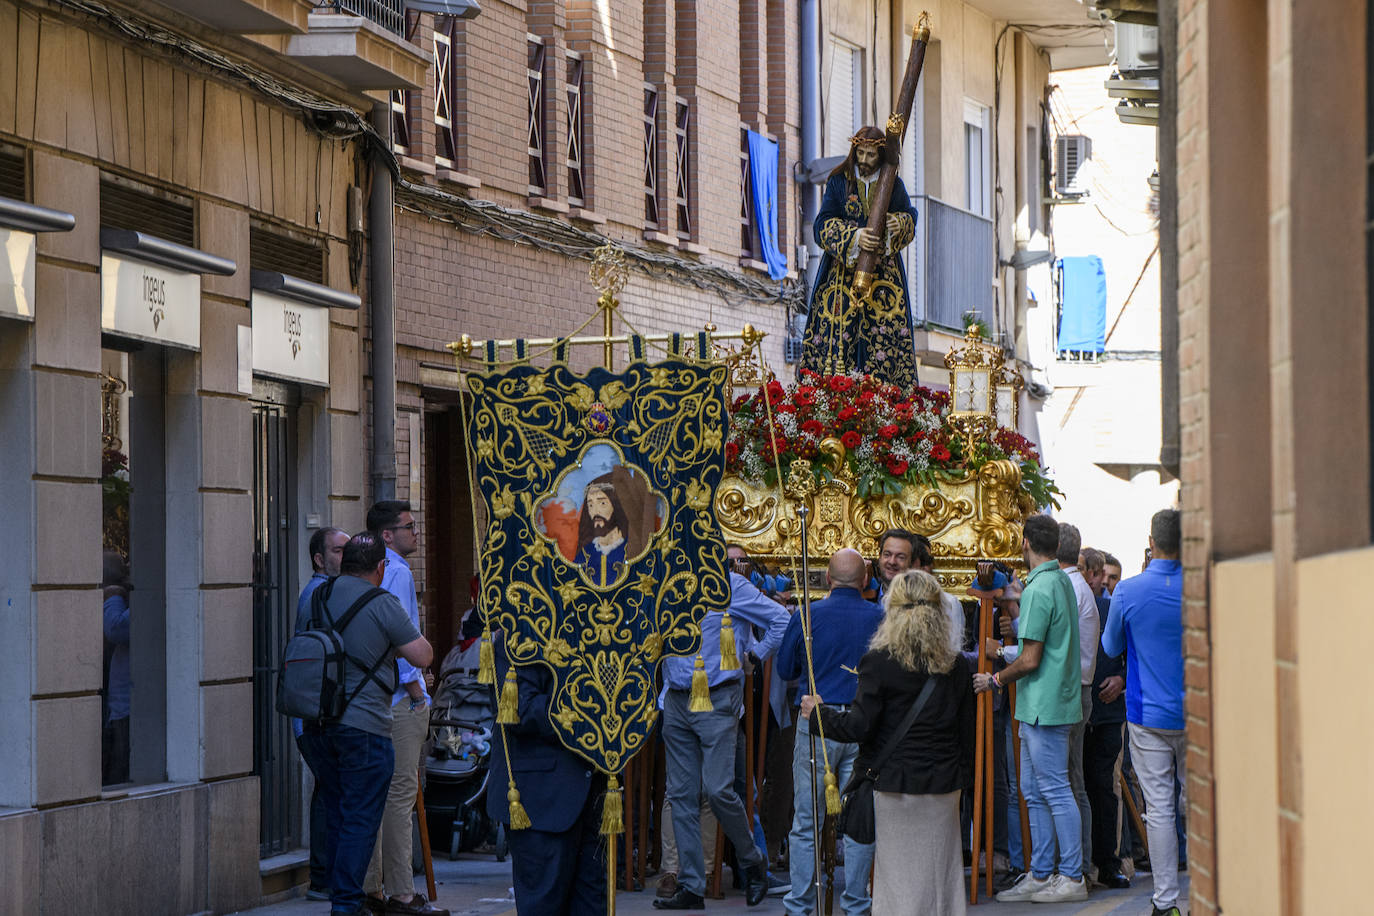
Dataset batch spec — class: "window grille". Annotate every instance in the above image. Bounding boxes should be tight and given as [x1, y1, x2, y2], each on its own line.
[740, 128, 757, 258]
[644, 86, 660, 226]
[566, 53, 586, 206]
[434, 24, 456, 167]
[250, 225, 325, 285]
[0, 147, 25, 201]
[99, 180, 195, 246]
[390, 12, 419, 156]
[528, 37, 547, 193]
[675, 98, 691, 238]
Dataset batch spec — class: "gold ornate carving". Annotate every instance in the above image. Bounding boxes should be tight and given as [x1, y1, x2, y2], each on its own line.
[716, 443, 1029, 586]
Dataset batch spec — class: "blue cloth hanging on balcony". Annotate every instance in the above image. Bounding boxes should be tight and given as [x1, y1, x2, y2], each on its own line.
[746, 131, 788, 281]
[1057, 255, 1107, 353]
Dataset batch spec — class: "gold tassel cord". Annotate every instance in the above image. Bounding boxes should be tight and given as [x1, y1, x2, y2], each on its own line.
[751, 338, 840, 807]
[718, 612, 740, 671]
[600, 773, 624, 836]
[497, 669, 520, 724]
[477, 630, 496, 685]
[824, 767, 842, 815]
[689, 655, 713, 712]
[507, 783, 532, 830]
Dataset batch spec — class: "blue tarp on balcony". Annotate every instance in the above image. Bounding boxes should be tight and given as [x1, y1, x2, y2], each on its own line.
[1057, 255, 1107, 352]
[746, 131, 788, 280]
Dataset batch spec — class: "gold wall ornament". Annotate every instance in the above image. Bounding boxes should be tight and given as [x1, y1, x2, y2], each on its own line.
[715, 443, 1029, 593]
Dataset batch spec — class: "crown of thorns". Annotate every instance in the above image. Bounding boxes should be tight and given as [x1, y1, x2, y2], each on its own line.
[849, 132, 886, 149]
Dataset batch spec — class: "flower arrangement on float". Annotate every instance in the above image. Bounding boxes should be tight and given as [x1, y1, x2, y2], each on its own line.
[726, 369, 1061, 507]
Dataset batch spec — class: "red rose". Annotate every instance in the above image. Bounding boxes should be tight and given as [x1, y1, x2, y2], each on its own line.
[879, 424, 899, 440]
[886, 458, 909, 476]
[838, 406, 857, 422]
[801, 419, 825, 437]
[930, 444, 951, 462]
[841, 430, 862, 450]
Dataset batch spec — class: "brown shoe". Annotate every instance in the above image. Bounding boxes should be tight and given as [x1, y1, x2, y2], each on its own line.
[384, 894, 449, 916]
[656, 874, 680, 899]
[364, 897, 387, 915]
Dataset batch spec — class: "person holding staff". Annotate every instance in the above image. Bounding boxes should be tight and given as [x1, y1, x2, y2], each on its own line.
[800, 569, 975, 914]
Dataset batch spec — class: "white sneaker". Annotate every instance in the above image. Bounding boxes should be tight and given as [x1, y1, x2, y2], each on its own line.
[1030, 873, 1089, 903]
[995, 872, 1051, 902]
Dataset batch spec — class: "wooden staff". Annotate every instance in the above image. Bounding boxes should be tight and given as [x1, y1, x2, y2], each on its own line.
[969, 596, 993, 905]
[853, 13, 932, 298]
[414, 775, 438, 901]
[623, 757, 634, 892]
[1121, 771, 1150, 861]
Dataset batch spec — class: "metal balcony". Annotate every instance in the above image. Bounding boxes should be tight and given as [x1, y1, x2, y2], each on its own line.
[321, 0, 404, 36]
[909, 194, 995, 332]
[284, 7, 430, 90]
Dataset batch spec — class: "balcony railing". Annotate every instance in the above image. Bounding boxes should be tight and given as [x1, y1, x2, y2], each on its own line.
[319, 0, 404, 36]
[909, 194, 994, 331]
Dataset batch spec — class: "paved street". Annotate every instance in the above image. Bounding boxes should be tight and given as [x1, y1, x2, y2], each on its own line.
[229, 853, 1186, 916]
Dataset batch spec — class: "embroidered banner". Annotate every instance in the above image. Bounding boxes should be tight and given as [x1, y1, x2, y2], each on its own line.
[467, 357, 730, 772]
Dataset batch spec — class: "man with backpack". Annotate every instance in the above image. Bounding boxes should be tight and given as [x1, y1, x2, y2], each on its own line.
[291, 532, 434, 916]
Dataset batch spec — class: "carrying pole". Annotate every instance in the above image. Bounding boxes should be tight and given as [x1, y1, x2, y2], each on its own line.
[796, 503, 824, 908]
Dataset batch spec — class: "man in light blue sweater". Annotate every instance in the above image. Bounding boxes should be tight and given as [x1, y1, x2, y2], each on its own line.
[1100, 509, 1185, 916]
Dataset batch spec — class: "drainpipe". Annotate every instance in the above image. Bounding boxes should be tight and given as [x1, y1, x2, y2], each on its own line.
[369, 101, 397, 503]
[799, 0, 822, 293]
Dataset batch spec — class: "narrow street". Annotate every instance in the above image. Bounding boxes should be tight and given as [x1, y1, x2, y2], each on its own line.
[231, 854, 1185, 916]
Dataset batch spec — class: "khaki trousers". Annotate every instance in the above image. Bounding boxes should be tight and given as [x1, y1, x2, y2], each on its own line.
[365, 700, 430, 898]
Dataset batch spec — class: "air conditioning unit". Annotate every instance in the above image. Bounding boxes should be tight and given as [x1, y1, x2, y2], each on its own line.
[1055, 135, 1092, 196]
[1115, 22, 1160, 77]
[783, 314, 806, 364]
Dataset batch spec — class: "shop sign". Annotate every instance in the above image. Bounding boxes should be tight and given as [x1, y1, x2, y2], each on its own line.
[100, 252, 201, 349]
[0, 228, 36, 321]
[251, 290, 328, 386]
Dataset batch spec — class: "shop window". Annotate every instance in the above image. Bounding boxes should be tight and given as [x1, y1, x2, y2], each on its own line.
[100, 346, 171, 787]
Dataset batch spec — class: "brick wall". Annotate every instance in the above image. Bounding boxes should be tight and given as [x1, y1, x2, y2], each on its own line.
[379, 0, 800, 647]
[1172, 0, 1217, 911]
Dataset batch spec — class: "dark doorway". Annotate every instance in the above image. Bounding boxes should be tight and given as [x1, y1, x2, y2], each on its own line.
[424, 402, 477, 665]
[251, 382, 300, 858]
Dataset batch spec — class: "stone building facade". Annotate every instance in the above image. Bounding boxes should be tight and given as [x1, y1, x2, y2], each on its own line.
[0, 0, 423, 908]
[1166, 0, 1371, 913]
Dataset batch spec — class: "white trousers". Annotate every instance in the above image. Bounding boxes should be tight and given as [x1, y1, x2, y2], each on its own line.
[1128, 722, 1187, 909]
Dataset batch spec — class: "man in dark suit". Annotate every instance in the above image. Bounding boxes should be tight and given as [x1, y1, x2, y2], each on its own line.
[1080, 547, 1130, 889]
[488, 647, 607, 915]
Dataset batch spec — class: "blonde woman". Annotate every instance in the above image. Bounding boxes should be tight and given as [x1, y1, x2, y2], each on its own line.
[800, 569, 975, 914]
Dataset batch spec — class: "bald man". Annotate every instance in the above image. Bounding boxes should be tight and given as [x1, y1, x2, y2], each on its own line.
[776, 549, 883, 915]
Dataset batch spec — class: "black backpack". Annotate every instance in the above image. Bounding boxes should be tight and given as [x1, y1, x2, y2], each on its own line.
[275, 577, 396, 723]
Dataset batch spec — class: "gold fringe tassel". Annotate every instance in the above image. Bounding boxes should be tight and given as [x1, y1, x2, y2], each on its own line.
[824, 766, 842, 815]
[497, 669, 519, 724]
[689, 656, 713, 712]
[507, 782, 531, 830]
[477, 630, 496, 685]
[717, 612, 739, 671]
[600, 774, 624, 836]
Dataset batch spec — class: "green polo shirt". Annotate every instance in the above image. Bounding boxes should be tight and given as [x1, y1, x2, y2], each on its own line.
[1015, 560, 1082, 726]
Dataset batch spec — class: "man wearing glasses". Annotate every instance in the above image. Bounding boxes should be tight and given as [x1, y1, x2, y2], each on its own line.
[362, 500, 446, 916]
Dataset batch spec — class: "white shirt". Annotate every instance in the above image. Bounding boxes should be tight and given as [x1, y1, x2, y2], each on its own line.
[941, 591, 965, 656]
[1062, 566, 1101, 685]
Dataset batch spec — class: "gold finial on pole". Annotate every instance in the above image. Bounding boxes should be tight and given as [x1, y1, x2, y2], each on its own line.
[915, 11, 932, 41]
[589, 244, 629, 370]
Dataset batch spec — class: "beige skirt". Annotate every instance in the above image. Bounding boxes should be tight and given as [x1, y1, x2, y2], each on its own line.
[873, 789, 966, 916]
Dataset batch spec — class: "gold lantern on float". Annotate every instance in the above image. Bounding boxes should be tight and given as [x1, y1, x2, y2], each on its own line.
[993, 361, 1023, 430]
[944, 325, 1003, 453]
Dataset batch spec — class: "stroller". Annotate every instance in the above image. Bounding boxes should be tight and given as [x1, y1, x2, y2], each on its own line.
[423, 639, 507, 861]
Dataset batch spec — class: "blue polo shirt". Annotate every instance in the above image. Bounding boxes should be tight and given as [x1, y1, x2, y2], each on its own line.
[1101, 558, 1185, 730]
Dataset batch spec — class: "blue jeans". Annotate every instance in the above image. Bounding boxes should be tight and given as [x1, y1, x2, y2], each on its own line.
[785, 716, 874, 915]
[1019, 722, 1082, 881]
[298, 724, 395, 913]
